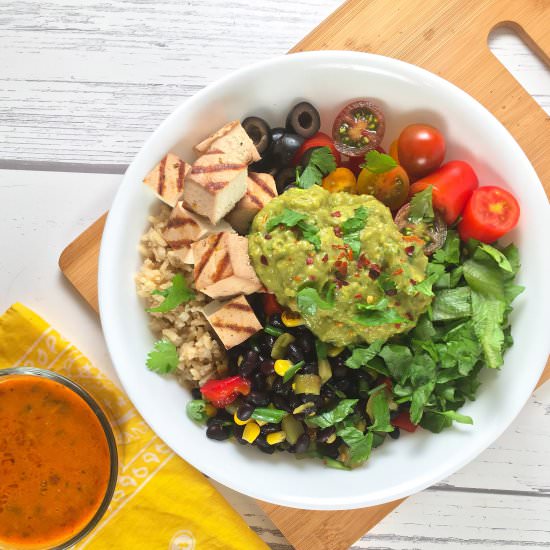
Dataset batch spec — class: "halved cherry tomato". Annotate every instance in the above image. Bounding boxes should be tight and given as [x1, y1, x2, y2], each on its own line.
[322, 167, 357, 194]
[200, 376, 251, 408]
[263, 293, 283, 317]
[293, 132, 341, 165]
[332, 100, 386, 157]
[458, 186, 520, 243]
[409, 160, 478, 225]
[389, 139, 399, 163]
[391, 411, 418, 432]
[397, 124, 445, 180]
[356, 165, 409, 210]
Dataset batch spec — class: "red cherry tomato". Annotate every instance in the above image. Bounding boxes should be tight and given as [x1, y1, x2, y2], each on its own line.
[409, 160, 478, 225]
[293, 132, 341, 165]
[200, 376, 251, 408]
[262, 293, 283, 317]
[397, 124, 446, 180]
[391, 411, 418, 432]
[458, 186, 520, 243]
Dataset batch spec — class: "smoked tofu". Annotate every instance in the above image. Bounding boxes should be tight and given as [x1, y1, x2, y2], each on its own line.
[182, 152, 248, 224]
[143, 153, 190, 207]
[192, 232, 262, 298]
[194, 121, 260, 165]
[203, 295, 262, 349]
[226, 172, 278, 233]
[163, 202, 233, 264]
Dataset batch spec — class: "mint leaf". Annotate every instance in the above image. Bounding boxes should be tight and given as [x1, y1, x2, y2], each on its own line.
[408, 186, 434, 223]
[360, 150, 398, 174]
[297, 287, 334, 317]
[296, 146, 337, 189]
[341, 206, 368, 258]
[345, 339, 385, 369]
[148, 274, 195, 313]
[306, 399, 359, 428]
[146, 339, 179, 374]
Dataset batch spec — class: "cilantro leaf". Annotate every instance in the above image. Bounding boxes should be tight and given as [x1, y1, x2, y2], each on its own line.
[341, 206, 368, 258]
[186, 399, 208, 423]
[295, 147, 337, 189]
[432, 230, 460, 265]
[345, 339, 385, 369]
[147, 274, 195, 313]
[265, 208, 307, 232]
[413, 272, 441, 297]
[296, 287, 334, 317]
[360, 150, 398, 174]
[336, 426, 374, 466]
[146, 339, 179, 374]
[478, 243, 513, 272]
[408, 186, 434, 223]
[297, 220, 321, 250]
[354, 298, 407, 327]
[306, 399, 358, 428]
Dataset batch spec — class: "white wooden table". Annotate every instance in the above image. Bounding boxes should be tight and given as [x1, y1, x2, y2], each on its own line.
[1, 2, 549, 548]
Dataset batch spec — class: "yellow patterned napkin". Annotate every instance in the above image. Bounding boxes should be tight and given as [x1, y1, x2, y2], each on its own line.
[0, 303, 268, 550]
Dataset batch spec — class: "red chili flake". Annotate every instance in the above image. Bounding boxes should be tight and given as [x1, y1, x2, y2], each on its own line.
[308, 275, 316, 281]
[406, 312, 414, 321]
[260, 255, 268, 265]
[346, 248, 353, 261]
[264, 234, 272, 240]
[322, 254, 329, 263]
[394, 323, 402, 329]
[357, 254, 371, 270]
[393, 268, 404, 276]
[354, 293, 363, 299]
[333, 226, 343, 238]
[334, 261, 348, 277]
[306, 257, 314, 265]
[405, 246, 415, 256]
[410, 279, 417, 285]
[368, 268, 380, 280]
[331, 211, 342, 217]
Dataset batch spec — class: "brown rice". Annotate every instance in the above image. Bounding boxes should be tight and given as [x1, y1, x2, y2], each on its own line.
[135, 205, 227, 387]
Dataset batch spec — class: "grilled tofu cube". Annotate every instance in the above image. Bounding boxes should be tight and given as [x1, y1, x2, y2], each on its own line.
[182, 152, 248, 224]
[203, 295, 262, 349]
[194, 120, 260, 165]
[163, 202, 233, 264]
[226, 172, 278, 233]
[143, 153, 190, 207]
[192, 232, 262, 298]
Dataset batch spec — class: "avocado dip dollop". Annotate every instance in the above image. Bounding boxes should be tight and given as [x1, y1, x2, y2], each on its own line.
[248, 185, 432, 346]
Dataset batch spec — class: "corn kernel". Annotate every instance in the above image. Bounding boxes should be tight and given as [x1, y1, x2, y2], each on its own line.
[237, 355, 244, 366]
[327, 345, 345, 357]
[366, 295, 375, 304]
[233, 411, 251, 426]
[326, 433, 337, 444]
[292, 402, 315, 415]
[242, 422, 260, 443]
[205, 404, 217, 418]
[282, 310, 305, 327]
[266, 431, 286, 445]
[274, 359, 292, 377]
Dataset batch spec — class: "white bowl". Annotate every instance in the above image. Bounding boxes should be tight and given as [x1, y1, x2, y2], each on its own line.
[99, 51, 550, 510]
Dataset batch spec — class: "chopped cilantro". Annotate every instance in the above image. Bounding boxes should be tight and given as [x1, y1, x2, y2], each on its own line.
[147, 274, 195, 313]
[360, 150, 398, 174]
[146, 339, 179, 374]
[408, 185, 434, 223]
[345, 339, 384, 369]
[306, 399, 358, 428]
[296, 287, 335, 317]
[341, 206, 368, 258]
[265, 208, 321, 250]
[354, 298, 407, 327]
[295, 146, 337, 189]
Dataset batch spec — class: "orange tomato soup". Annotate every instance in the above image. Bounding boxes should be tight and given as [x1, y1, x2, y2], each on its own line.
[0, 375, 112, 549]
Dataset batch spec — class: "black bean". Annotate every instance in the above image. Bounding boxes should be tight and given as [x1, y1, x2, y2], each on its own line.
[333, 379, 353, 396]
[319, 442, 340, 460]
[300, 362, 318, 375]
[268, 313, 283, 329]
[259, 334, 276, 356]
[255, 436, 276, 454]
[272, 394, 292, 413]
[260, 423, 281, 435]
[236, 402, 254, 422]
[206, 423, 231, 441]
[294, 432, 310, 454]
[239, 350, 259, 378]
[331, 364, 348, 379]
[271, 377, 291, 396]
[246, 390, 270, 407]
[260, 359, 275, 377]
[294, 332, 315, 360]
[233, 425, 247, 445]
[390, 410, 401, 420]
[317, 426, 336, 443]
[251, 371, 267, 392]
[389, 427, 400, 440]
[191, 387, 202, 400]
[286, 343, 304, 363]
[320, 384, 335, 399]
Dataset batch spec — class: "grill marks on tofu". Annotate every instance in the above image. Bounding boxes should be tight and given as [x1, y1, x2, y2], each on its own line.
[163, 202, 234, 264]
[203, 295, 262, 349]
[192, 232, 262, 298]
[226, 172, 278, 233]
[143, 153, 191, 207]
[194, 120, 260, 165]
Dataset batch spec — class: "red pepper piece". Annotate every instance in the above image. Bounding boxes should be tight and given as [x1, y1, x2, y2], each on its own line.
[262, 293, 283, 317]
[391, 411, 418, 433]
[200, 376, 251, 408]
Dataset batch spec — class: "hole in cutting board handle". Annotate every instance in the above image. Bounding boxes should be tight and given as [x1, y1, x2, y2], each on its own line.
[488, 24, 550, 116]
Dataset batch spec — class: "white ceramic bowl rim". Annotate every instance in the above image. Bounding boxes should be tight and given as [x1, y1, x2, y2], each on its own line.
[99, 50, 550, 510]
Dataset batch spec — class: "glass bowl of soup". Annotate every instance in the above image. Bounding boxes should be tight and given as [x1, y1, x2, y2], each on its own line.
[0, 367, 118, 550]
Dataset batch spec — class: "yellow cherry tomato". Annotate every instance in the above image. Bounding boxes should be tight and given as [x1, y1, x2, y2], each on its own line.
[356, 165, 410, 210]
[389, 139, 399, 163]
[322, 167, 356, 194]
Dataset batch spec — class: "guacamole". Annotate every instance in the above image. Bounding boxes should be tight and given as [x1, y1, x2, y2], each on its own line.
[249, 186, 432, 346]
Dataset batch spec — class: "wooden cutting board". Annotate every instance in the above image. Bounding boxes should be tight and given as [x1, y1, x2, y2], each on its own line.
[59, 0, 550, 548]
